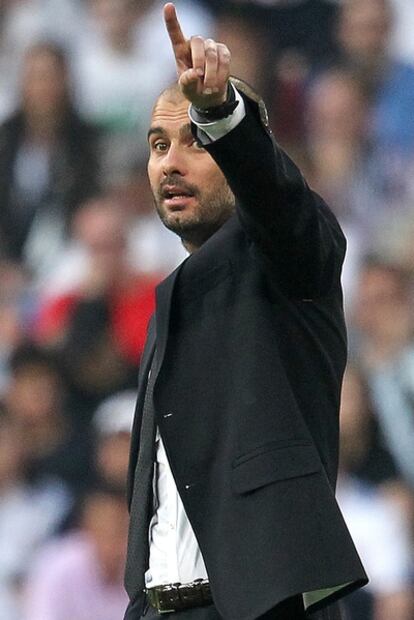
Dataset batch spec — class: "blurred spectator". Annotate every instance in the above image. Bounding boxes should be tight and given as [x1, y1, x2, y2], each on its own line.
[34, 196, 158, 421]
[214, 12, 268, 93]
[335, 0, 414, 155]
[302, 63, 414, 309]
[369, 210, 414, 276]
[111, 164, 187, 275]
[305, 49, 414, 230]
[91, 390, 136, 491]
[269, 49, 309, 153]
[2, 342, 93, 493]
[208, 0, 338, 68]
[338, 365, 414, 620]
[0, 409, 72, 620]
[302, 67, 378, 309]
[338, 363, 399, 487]
[351, 257, 414, 489]
[272, 0, 414, 252]
[0, 0, 86, 121]
[304, 68, 370, 222]
[74, 0, 164, 177]
[23, 484, 129, 620]
[209, 1, 338, 118]
[0, 41, 100, 278]
[352, 257, 413, 369]
[37, 163, 185, 299]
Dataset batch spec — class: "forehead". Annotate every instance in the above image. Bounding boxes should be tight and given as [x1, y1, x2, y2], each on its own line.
[150, 95, 190, 135]
[343, 0, 389, 22]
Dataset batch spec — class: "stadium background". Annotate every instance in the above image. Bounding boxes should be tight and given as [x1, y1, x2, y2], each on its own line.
[0, 0, 413, 618]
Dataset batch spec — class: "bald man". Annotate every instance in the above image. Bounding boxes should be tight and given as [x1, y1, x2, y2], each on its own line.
[124, 4, 368, 619]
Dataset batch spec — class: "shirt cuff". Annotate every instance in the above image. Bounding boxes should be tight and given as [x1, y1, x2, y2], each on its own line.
[188, 85, 246, 144]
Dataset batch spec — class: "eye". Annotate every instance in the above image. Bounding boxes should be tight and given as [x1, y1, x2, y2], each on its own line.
[152, 140, 169, 152]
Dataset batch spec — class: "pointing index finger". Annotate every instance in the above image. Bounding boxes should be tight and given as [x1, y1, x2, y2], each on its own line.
[164, 3, 186, 49]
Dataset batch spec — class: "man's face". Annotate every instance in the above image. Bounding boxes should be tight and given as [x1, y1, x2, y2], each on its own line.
[147, 94, 235, 250]
[338, 0, 391, 62]
[23, 51, 67, 115]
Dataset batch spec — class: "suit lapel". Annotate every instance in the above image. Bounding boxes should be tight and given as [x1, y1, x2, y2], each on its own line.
[126, 318, 156, 508]
[154, 261, 184, 376]
[153, 219, 239, 375]
[126, 261, 185, 507]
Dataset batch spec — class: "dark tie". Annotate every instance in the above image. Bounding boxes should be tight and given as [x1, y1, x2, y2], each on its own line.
[124, 350, 157, 601]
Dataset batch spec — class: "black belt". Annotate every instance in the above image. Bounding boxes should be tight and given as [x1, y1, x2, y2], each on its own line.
[145, 579, 212, 614]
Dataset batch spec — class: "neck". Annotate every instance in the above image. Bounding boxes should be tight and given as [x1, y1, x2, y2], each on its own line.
[180, 228, 214, 254]
[108, 32, 133, 54]
[24, 109, 64, 142]
[178, 213, 233, 254]
[182, 240, 199, 254]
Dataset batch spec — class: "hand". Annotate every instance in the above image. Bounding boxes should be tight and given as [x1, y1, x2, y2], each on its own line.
[164, 2, 231, 109]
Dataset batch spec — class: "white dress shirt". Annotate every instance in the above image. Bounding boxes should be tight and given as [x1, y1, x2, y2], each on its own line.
[145, 432, 208, 587]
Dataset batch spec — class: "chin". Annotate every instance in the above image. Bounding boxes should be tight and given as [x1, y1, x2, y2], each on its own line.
[166, 212, 199, 231]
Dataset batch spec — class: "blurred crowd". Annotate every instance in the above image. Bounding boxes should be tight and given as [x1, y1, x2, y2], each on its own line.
[0, 0, 413, 619]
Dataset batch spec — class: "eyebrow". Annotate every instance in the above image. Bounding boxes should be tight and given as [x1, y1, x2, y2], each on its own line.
[147, 126, 164, 141]
[147, 123, 193, 142]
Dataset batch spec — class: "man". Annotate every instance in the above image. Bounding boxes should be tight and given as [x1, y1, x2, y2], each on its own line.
[124, 4, 367, 619]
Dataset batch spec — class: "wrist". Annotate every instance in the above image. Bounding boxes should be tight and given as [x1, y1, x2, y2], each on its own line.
[192, 83, 239, 122]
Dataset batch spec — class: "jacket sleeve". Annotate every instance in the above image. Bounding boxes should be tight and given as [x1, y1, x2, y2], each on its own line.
[200, 93, 346, 298]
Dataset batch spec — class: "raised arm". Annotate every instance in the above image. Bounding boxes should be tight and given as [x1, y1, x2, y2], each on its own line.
[164, 3, 346, 298]
[203, 101, 347, 299]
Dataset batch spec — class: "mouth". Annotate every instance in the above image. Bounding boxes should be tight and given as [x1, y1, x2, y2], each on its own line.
[161, 185, 196, 210]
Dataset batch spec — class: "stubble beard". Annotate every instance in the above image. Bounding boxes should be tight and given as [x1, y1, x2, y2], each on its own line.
[153, 181, 236, 250]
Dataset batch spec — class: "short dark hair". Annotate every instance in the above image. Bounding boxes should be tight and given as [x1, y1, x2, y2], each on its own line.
[9, 342, 62, 377]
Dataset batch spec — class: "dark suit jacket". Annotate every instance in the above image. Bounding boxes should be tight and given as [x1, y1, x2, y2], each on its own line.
[126, 91, 368, 620]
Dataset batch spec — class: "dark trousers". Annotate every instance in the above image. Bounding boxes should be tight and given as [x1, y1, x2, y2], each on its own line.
[128, 595, 344, 620]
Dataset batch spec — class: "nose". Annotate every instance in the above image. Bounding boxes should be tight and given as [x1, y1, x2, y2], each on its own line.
[162, 142, 188, 177]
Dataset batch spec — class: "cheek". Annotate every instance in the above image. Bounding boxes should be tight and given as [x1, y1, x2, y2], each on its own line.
[201, 167, 228, 193]
[147, 162, 159, 191]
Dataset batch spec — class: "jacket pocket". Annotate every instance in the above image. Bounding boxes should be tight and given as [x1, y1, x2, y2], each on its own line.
[231, 441, 322, 494]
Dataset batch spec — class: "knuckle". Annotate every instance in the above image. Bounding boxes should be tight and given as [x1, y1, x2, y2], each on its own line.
[204, 38, 217, 49]
[191, 35, 204, 44]
[218, 45, 231, 61]
[205, 45, 218, 57]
